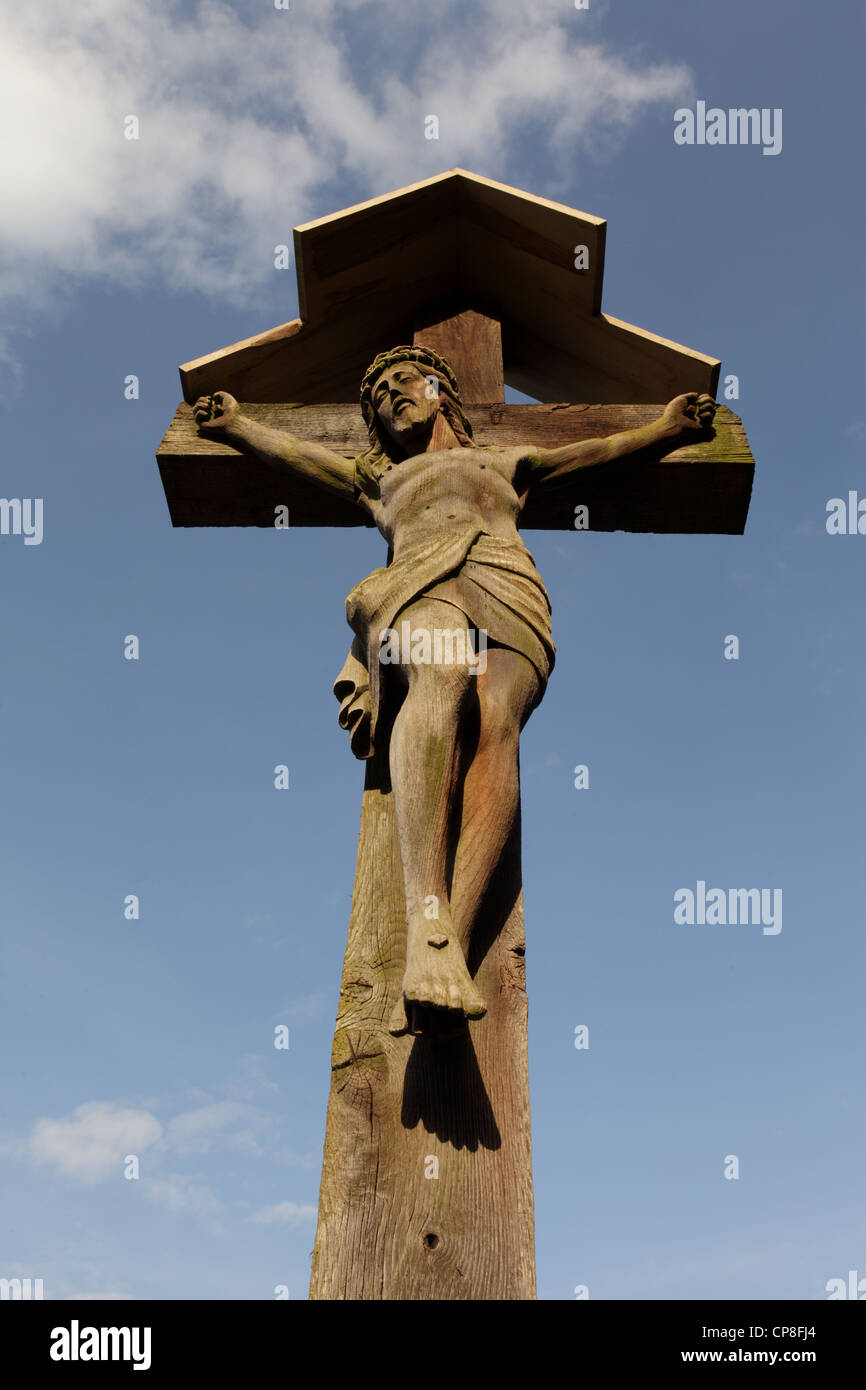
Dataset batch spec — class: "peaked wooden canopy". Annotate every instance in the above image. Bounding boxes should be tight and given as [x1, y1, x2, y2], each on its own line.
[177, 168, 720, 406]
[159, 170, 754, 536]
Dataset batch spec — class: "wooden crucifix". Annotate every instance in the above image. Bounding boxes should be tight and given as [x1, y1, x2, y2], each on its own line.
[157, 170, 754, 1301]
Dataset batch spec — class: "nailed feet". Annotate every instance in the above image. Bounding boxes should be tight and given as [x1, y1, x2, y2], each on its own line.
[388, 924, 486, 1035]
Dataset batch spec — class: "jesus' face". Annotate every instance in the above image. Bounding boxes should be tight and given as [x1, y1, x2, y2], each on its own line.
[371, 361, 440, 447]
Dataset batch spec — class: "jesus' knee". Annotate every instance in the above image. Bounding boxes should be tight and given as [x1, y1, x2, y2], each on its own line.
[388, 600, 476, 719]
[476, 659, 539, 750]
[403, 658, 475, 736]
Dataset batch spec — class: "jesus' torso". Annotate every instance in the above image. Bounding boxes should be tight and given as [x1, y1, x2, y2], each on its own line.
[358, 444, 538, 560]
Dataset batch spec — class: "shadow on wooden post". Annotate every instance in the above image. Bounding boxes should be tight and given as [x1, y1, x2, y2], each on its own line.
[309, 692, 536, 1300]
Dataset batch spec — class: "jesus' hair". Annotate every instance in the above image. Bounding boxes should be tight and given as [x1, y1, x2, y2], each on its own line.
[354, 345, 478, 498]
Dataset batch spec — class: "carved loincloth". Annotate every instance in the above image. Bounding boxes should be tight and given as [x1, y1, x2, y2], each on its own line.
[333, 524, 555, 759]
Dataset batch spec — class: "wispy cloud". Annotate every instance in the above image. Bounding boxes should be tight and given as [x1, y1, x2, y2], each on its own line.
[221, 1053, 280, 1102]
[165, 1101, 270, 1157]
[0, 0, 690, 374]
[143, 1175, 225, 1235]
[28, 1102, 162, 1184]
[252, 1200, 316, 1227]
[24, 1082, 275, 1185]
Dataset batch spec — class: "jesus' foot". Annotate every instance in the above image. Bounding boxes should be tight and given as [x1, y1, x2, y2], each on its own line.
[388, 930, 486, 1036]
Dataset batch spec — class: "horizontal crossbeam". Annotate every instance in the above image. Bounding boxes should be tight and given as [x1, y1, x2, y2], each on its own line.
[157, 402, 753, 533]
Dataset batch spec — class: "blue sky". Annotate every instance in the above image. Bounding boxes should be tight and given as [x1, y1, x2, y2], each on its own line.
[1, 0, 863, 1300]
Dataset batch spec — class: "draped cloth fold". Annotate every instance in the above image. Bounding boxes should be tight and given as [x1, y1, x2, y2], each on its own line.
[333, 524, 556, 760]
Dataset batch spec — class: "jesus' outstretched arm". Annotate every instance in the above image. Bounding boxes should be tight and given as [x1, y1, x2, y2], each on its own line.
[525, 392, 717, 485]
[192, 390, 355, 500]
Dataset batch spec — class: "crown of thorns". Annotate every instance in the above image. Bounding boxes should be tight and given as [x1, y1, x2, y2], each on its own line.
[359, 346, 463, 425]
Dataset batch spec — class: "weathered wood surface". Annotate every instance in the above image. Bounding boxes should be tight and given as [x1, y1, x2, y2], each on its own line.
[309, 715, 535, 1300]
[413, 307, 504, 403]
[157, 403, 753, 533]
[177, 169, 718, 407]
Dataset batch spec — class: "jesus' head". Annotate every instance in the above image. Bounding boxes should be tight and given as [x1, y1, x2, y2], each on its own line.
[360, 346, 475, 453]
[369, 360, 440, 446]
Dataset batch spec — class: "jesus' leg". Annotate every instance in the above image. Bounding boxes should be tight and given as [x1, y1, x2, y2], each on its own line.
[386, 597, 486, 1035]
[448, 647, 540, 956]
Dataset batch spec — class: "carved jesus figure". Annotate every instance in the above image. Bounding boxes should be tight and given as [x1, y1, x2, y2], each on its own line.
[193, 347, 715, 1035]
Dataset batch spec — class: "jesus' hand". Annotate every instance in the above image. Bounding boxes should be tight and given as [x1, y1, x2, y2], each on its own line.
[192, 390, 239, 432]
[660, 392, 717, 438]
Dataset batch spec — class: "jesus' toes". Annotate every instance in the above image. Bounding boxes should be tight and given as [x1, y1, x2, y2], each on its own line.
[463, 990, 487, 1020]
[388, 995, 410, 1036]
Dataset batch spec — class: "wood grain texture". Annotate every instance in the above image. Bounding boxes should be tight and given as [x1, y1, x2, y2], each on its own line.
[413, 308, 505, 402]
[456, 168, 606, 316]
[157, 403, 753, 533]
[309, 718, 535, 1300]
[176, 169, 719, 406]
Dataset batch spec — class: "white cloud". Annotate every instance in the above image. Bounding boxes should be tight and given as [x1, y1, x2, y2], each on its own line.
[0, 0, 690, 373]
[222, 1053, 280, 1102]
[165, 1101, 270, 1156]
[252, 1200, 317, 1227]
[28, 1102, 162, 1183]
[144, 1175, 224, 1235]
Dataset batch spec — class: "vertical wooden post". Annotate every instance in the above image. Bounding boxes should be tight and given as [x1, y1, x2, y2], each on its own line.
[309, 310, 537, 1300]
[412, 306, 505, 403]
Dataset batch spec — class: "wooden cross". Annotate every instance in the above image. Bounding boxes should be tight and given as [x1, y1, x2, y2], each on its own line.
[157, 170, 754, 1301]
